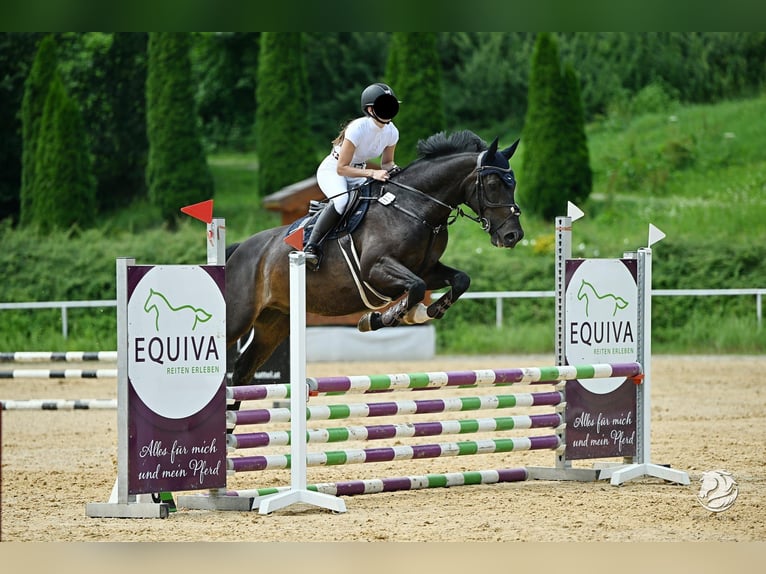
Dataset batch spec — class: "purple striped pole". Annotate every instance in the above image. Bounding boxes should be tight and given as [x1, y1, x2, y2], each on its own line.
[228, 435, 560, 473]
[227, 391, 563, 427]
[228, 413, 562, 449]
[222, 468, 529, 500]
[227, 362, 641, 402]
[309, 362, 642, 395]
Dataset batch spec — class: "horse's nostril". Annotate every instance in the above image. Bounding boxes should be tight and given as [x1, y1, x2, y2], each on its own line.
[505, 230, 524, 247]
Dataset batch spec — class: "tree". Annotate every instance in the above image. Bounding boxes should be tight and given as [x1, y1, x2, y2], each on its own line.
[255, 33, 315, 197]
[385, 33, 445, 165]
[35, 34, 148, 214]
[521, 33, 591, 220]
[32, 73, 96, 231]
[303, 32, 390, 149]
[439, 32, 534, 133]
[192, 32, 260, 151]
[146, 33, 214, 226]
[20, 34, 57, 226]
[0, 33, 42, 223]
[560, 62, 592, 210]
[94, 33, 149, 212]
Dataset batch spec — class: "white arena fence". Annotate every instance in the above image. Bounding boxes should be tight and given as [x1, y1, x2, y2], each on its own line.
[0, 288, 763, 337]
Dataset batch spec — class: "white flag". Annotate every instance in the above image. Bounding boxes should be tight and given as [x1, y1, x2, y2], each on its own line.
[567, 201, 585, 222]
[648, 223, 666, 247]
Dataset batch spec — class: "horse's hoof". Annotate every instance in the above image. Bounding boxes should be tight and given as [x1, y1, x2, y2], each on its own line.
[358, 312, 384, 332]
[357, 314, 372, 332]
[403, 303, 430, 325]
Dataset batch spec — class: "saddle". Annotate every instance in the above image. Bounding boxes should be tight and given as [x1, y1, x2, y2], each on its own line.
[286, 181, 379, 249]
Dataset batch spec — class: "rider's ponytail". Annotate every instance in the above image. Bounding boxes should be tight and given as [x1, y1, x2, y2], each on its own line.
[331, 122, 350, 147]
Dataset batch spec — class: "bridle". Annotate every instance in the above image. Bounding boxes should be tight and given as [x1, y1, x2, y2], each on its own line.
[380, 150, 520, 234]
[462, 150, 521, 232]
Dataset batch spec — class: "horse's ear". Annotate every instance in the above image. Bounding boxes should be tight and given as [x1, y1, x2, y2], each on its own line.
[502, 138, 520, 160]
[487, 137, 499, 157]
[481, 137, 499, 166]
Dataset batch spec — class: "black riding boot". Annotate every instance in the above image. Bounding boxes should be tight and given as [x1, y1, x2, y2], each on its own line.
[304, 205, 342, 271]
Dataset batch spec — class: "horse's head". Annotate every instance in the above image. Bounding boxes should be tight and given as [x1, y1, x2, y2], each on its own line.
[466, 137, 524, 249]
[144, 288, 157, 313]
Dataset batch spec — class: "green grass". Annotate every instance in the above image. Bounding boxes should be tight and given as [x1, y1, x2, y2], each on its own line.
[583, 95, 766, 246]
[207, 153, 280, 241]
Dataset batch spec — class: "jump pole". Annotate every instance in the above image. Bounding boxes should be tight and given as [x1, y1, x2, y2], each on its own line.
[256, 251, 346, 514]
[0, 351, 118, 362]
[0, 369, 117, 379]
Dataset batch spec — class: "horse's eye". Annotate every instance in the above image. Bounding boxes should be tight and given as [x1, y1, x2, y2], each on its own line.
[485, 181, 512, 204]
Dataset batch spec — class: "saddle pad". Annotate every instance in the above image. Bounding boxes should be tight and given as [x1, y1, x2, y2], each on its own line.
[286, 182, 377, 248]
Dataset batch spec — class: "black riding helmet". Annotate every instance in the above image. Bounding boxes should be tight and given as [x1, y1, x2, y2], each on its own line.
[361, 83, 400, 121]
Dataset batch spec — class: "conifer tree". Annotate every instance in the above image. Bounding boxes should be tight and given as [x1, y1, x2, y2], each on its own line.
[33, 73, 96, 231]
[560, 62, 592, 210]
[255, 32, 314, 197]
[146, 33, 213, 225]
[94, 32, 149, 212]
[0, 32, 42, 223]
[521, 33, 591, 220]
[385, 33, 445, 165]
[20, 34, 58, 226]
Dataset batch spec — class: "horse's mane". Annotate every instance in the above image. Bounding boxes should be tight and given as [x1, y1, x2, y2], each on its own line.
[416, 130, 488, 159]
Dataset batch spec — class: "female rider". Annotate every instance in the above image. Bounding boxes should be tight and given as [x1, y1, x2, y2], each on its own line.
[304, 83, 401, 270]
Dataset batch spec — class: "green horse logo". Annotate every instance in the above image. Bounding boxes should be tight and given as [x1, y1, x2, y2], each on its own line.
[143, 288, 213, 331]
[576, 279, 629, 317]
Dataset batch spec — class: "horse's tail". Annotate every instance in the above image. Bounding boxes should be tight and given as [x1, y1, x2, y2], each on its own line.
[225, 243, 241, 261]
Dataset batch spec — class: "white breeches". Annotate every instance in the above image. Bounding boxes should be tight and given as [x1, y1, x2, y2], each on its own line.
[316, 155, 366, 215]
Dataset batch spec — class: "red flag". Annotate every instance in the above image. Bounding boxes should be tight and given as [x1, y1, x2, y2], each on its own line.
[284, 226, 304, 250]
[180, 199, 214, 224]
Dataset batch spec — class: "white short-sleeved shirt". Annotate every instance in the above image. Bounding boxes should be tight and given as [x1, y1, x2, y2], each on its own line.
[336, 116, 399, 164]
[316, 115, 399, 212]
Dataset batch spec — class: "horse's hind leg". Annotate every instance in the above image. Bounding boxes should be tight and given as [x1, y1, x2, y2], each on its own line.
[230, 340, 260, 389]
[230, 310, 289, 387]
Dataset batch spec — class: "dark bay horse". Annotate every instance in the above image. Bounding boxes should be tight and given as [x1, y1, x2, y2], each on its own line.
[225, 130, 524, 387]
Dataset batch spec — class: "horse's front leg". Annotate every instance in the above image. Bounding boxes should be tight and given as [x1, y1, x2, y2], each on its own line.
[420, 262, 471, 321]
[357, 262, 426, 332]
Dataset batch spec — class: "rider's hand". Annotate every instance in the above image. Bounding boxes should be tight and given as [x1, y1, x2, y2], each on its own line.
[369, 169, 389, 181]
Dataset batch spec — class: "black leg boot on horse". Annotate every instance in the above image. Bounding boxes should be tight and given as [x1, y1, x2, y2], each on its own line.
[304, 204, 343, 271]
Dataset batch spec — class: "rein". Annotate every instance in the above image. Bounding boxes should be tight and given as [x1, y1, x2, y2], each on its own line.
[381, 179, 455, 234]
[379, 150, 519, 234]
